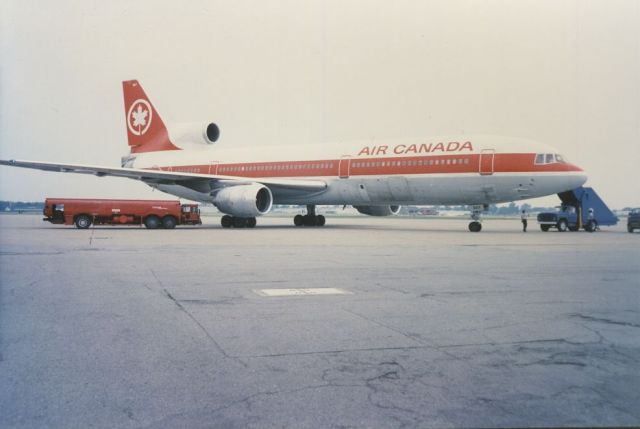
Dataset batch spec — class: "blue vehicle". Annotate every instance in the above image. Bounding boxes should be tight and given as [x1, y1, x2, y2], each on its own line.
[537, 187, 618, 232]
[628, 208, 640, 233]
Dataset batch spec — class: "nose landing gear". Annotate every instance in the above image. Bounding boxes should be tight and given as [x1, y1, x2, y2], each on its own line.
[468, 205, 487, 232]
[468, 221, 482, 232]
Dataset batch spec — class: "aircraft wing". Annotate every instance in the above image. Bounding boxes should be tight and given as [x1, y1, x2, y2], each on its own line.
[0, 159, 328, 196]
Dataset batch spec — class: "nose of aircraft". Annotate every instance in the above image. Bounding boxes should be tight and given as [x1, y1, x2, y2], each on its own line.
[567, 166, 588, 190]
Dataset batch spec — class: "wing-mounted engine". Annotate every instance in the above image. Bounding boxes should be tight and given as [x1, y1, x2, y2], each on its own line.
[213, 183, 273, 217]
[168, 122, 220, 149]
[354, 205, 401, 216]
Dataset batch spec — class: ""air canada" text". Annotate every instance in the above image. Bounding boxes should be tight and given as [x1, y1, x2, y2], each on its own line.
[358, 141, 473, 156]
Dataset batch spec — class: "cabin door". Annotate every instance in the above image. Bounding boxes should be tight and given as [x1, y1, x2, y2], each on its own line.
[338, 156, 351, 179]
[479, 149, 495, 175]
[208, 161, 219, 175]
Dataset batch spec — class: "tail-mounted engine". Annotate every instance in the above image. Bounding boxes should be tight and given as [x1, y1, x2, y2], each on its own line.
[213, 184, 273, 218]
[169, 122, 220, 147]
[354, 205, 401, 216]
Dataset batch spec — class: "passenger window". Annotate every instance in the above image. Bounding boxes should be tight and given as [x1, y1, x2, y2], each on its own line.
[535, 154, 544, 164]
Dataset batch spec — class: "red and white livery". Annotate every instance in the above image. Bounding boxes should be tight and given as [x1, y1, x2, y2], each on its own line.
[1, 80, 587, 231]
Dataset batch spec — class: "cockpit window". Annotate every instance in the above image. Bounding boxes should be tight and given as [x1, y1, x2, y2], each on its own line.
[535, 153, 568, 165]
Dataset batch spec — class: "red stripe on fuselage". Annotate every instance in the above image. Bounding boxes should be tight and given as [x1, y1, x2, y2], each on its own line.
[148, 153, 582, 177]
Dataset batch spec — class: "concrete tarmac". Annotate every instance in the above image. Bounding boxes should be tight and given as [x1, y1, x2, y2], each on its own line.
[0, 214, 638, 428]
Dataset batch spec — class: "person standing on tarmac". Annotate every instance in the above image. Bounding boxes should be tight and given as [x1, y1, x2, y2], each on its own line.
[587, 207, 598, 231]
[521, 209, 528, 232]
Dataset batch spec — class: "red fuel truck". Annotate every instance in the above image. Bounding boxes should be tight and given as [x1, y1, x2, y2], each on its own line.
[43, 198, 201, 229]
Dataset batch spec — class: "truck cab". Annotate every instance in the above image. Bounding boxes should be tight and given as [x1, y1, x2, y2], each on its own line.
[628, 208, 640, 233]
[537, 204, 578, 232]
[537, 186, 618, 232]
[180, 204, 202, 225]
[43, 201, 66, 224]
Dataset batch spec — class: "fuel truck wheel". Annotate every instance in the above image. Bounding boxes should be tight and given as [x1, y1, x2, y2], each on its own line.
[75, 215, 92, 229]
[162, 216, 177, 229]
[540, 225, 550, 232]
[144, 215, 161, 229]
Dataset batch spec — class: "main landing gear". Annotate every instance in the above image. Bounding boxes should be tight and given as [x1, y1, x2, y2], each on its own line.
[294, 205, 325, 227]
[468, 205, 487, 232]
[221, 215, 257, 228]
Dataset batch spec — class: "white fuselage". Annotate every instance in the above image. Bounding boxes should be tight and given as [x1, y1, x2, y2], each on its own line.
[127, 135, 587, 206]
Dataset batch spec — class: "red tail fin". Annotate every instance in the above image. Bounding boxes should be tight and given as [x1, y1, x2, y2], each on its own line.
[123, 80, 180, 153]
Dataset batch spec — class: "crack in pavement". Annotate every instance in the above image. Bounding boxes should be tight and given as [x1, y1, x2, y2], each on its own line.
[148, 268, 232, 360]
[570, 313, 640, 329]
[341, 308, 462, 361]
[161, 288, 231, 359]
[235, 345, 428, 359]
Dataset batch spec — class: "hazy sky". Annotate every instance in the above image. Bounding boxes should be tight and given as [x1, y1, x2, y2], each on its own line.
[1, 0, 638, 208]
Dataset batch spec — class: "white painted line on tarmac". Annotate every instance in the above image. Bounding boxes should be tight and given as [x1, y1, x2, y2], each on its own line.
[254, 288, 352, 297]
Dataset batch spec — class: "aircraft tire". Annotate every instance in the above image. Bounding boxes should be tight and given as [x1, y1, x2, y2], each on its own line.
[303, 215, 317, 226]
[294, 215, 304, 227]
[246, 217, 257, 228]
[316, 215, 325, 226]
[221, 215, 233, 228]
[468, 221, 482, 232]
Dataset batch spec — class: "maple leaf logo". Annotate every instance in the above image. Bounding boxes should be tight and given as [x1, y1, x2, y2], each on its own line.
[127, 99, 153, 136]
[131, 105, 148, 128]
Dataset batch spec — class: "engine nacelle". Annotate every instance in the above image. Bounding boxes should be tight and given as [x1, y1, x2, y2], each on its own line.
[213, 184, 273, 217]
[169, 122, 220, 147]
[354, 205, 401, 217]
